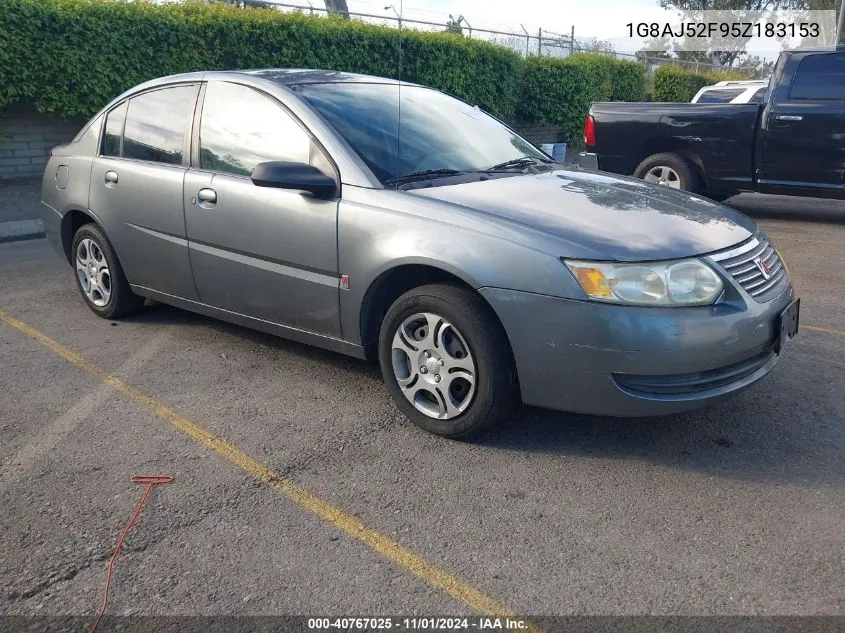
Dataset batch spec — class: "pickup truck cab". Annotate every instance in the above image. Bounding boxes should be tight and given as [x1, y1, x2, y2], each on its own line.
[579, 46, 845, 200]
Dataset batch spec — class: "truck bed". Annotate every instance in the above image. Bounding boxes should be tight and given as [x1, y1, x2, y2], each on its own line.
[588, 102, 761, 194]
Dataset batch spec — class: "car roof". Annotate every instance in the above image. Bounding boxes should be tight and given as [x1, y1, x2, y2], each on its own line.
[93, 68, 427, 130]
[784, 44, 845, 54]
[232, 68, 406, 85]
[710, 80, 767, 87]
[131, 69, 420, 94]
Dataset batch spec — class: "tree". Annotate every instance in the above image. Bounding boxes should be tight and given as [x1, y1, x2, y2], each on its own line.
[445, 14, 464, 35]
[742, 54, 777, 77]
[211, 0, 276, 8]
[657, 0, 810, 67]
[324, 0, 350, 19]
[578, 37, 616, 53]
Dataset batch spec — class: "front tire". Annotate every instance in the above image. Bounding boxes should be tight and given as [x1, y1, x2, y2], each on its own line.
[72, 223, 143, 319]
[378, 283, 518, 439]
[634, 152, 700, 192]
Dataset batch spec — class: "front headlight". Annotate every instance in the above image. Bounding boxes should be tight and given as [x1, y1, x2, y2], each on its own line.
[564, 258, 723, 306]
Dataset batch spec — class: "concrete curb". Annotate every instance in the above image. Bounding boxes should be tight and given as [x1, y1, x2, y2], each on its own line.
[0, 219, 45, 243]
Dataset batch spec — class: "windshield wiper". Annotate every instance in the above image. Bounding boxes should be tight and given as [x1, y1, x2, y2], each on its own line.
[384, 168, 466, 186]
[486, 156, 554, 171]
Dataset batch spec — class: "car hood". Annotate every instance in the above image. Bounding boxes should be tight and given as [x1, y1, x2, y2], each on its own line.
[408, 168, 756, 261]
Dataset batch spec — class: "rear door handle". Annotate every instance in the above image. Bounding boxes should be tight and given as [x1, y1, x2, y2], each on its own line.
[104, 170, 118, 185]
[775, 115, 803, 121]
[197, 188, 217, 206]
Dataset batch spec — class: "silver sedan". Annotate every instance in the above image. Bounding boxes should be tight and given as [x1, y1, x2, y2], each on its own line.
[39, 70, 800, 438]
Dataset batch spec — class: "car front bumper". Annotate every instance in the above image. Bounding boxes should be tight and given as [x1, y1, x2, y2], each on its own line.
[479, 284, 796, 417]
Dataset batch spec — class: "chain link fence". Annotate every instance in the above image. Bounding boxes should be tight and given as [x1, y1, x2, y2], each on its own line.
[223, 0, 762, 78]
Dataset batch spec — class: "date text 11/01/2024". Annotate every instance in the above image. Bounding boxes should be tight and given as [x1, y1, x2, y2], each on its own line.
[307, 618, 530, 630]
[626, 21, 821, 38]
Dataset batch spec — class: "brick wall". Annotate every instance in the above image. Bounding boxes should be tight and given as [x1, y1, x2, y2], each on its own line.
[511, 121, 565, 146]
[0, 104, 86, 181]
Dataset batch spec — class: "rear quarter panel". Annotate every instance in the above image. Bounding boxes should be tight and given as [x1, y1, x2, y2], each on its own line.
[39, 114, 101, 260]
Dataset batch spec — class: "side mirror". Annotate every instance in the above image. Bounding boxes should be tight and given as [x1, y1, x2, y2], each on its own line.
[251, 161, 337, 198]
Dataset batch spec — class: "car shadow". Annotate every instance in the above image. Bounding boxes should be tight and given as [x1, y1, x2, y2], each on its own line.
[123, 299, 381, 379]
[722, 193, 845, 224]
[479, 388, 845, 486]
[128, 301, 844, 487]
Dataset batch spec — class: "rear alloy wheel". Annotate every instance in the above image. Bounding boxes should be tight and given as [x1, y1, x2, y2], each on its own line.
[378, 283, 518, 438]
[72, 224, 143, 319]
[634, 152, 700, 193]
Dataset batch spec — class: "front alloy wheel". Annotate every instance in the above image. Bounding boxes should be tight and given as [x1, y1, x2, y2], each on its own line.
[378, 283, 518, 438]
[391, 312, 477, 420]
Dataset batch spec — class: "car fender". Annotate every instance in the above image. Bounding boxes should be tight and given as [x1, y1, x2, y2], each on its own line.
[337, 192, 586, 346]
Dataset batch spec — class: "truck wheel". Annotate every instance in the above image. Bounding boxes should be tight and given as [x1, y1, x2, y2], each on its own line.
[634, 153, 700, 192]
[378, 283, 518, 439]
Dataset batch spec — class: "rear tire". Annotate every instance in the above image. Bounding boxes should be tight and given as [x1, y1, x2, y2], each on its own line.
[378, 283, 518, 439]
[634, 152, 701, 193]
[71, 223, 143, 319]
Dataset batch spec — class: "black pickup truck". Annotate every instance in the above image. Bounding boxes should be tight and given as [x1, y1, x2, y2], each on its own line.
[578, 46, 845, 200]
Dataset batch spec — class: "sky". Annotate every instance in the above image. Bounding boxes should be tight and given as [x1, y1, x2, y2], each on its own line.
[343, 0, 834, 58]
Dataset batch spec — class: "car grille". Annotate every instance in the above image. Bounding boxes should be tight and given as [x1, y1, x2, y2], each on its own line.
[709, 234, 787, 302]
[614, 348, 774, 396]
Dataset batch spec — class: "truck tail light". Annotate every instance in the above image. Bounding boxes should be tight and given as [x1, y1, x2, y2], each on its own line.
[584, 114, 596, 146]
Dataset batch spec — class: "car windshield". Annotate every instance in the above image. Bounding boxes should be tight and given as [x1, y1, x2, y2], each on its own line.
[298, 82, 549, 185]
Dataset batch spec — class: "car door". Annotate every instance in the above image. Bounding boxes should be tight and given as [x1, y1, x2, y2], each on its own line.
[759, 51, 845, 197]
[89, 84, 200, 300]
[184, 81, 341, 338]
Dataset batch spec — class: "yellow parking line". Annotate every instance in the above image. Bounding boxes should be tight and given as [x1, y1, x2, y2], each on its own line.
[804, 324, 845, 337]
[0, 307, 540, 630]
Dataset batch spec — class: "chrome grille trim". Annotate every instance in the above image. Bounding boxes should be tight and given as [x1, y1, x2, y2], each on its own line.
[711, 237, 760, 262]
[709, 234, 787, 302]
[720, 240, 768, 269]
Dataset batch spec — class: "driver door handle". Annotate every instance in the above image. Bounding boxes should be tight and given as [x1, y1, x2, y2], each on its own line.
[197, 188, 217, 205]
[104, 170, 118, 185]
[775, 114, 803, 121]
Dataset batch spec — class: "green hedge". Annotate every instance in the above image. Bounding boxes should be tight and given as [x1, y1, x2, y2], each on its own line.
[652, 65, 748, 102]
[0, 0, 646, 144]
[0, 0, 523, 119]
[517, 54, 646, 144]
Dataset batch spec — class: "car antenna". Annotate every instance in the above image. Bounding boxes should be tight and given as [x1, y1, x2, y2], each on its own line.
[391, 1, 403, 188]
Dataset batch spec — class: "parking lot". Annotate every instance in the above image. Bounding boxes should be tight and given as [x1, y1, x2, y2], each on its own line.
[1, 199, 843, 624]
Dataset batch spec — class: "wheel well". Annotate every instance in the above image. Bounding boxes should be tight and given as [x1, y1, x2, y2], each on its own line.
[60, 210, 96, 264]
[632, 138, 708, 188]
[361, 264, 512, 361]
[360, 265, 467, 359]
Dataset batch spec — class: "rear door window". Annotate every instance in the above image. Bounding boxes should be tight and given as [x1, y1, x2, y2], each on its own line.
[122, 85, 196, 165]
[789, 53, 845, 101]
[101, 101, 127, 157]
[748, 87, 767, 103]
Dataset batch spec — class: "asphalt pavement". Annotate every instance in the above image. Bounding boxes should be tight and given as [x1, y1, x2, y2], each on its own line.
[0, 207, 843, 626]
